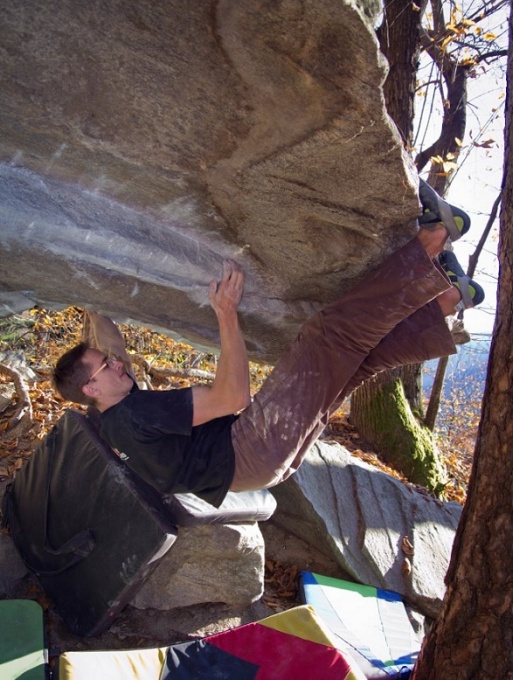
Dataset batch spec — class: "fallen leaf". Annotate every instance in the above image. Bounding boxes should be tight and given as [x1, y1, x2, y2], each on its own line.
[402, 558, 412, 575]
[402, 536, 415, 557]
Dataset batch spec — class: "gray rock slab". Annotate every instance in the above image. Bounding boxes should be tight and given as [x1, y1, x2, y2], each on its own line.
[0, 0, 420, 363]
[133, 522, 265, 610]
[270, 439, 462, 619]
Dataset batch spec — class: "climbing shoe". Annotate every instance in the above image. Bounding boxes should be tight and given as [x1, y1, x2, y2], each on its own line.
[439, 249, 485, 310]
[418, 179, 471, 242]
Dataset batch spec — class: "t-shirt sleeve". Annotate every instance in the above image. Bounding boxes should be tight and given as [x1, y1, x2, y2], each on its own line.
[128, 388, 193, 435]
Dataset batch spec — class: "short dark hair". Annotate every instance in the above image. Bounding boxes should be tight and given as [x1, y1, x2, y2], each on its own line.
[52, 342, 95, 406]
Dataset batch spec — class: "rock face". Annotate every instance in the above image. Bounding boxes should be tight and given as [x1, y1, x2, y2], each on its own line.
[133, 522, 266, 610]
[270, 440, 462, 619]
[0, 0, 420, 362]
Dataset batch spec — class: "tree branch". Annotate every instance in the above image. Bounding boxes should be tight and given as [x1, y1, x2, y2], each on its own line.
[0, 363, 33, 434]
[130, 354, 216, 384]
[467, 191, 502, 279]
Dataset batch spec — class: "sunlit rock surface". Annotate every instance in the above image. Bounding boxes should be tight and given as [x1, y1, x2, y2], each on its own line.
[0, 0, 420, 362]
[271, 440, 462, 619]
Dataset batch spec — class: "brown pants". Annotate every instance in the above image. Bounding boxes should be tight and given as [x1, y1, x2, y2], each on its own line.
[230, 237, 456, 491]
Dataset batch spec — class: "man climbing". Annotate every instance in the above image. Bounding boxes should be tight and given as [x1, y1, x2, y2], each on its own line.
[52, 180, 484, 507]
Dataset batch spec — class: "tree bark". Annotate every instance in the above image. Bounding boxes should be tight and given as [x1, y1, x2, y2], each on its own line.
[399, 363, 424, 412]
[412, 7, 513, 676]
[377, 0, 424, 146]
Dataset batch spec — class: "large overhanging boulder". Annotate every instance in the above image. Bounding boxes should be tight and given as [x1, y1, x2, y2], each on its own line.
[0, 0, 420, 363]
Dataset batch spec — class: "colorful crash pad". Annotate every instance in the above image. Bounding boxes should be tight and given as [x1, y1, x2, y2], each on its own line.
[58, 647, 168, 680]
[161, 605, 365, 679]
[300, 572, 420, 678]
[59, 606, 366, 680]
[0, 599, 47, 680]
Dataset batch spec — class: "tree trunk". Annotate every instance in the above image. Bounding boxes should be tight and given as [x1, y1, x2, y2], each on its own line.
[399, 362, 424, 413]
[424, 355, 449, 431]
[412, 8, 513, 676]
[377, 0, 424, 145]
[350, 0, 427, 474]
[350, 370, 447, 493]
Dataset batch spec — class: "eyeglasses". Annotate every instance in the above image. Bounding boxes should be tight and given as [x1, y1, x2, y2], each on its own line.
[86, 355, 118, 383]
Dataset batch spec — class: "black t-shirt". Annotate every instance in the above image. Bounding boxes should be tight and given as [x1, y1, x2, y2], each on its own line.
[100, 388, 237, 507]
